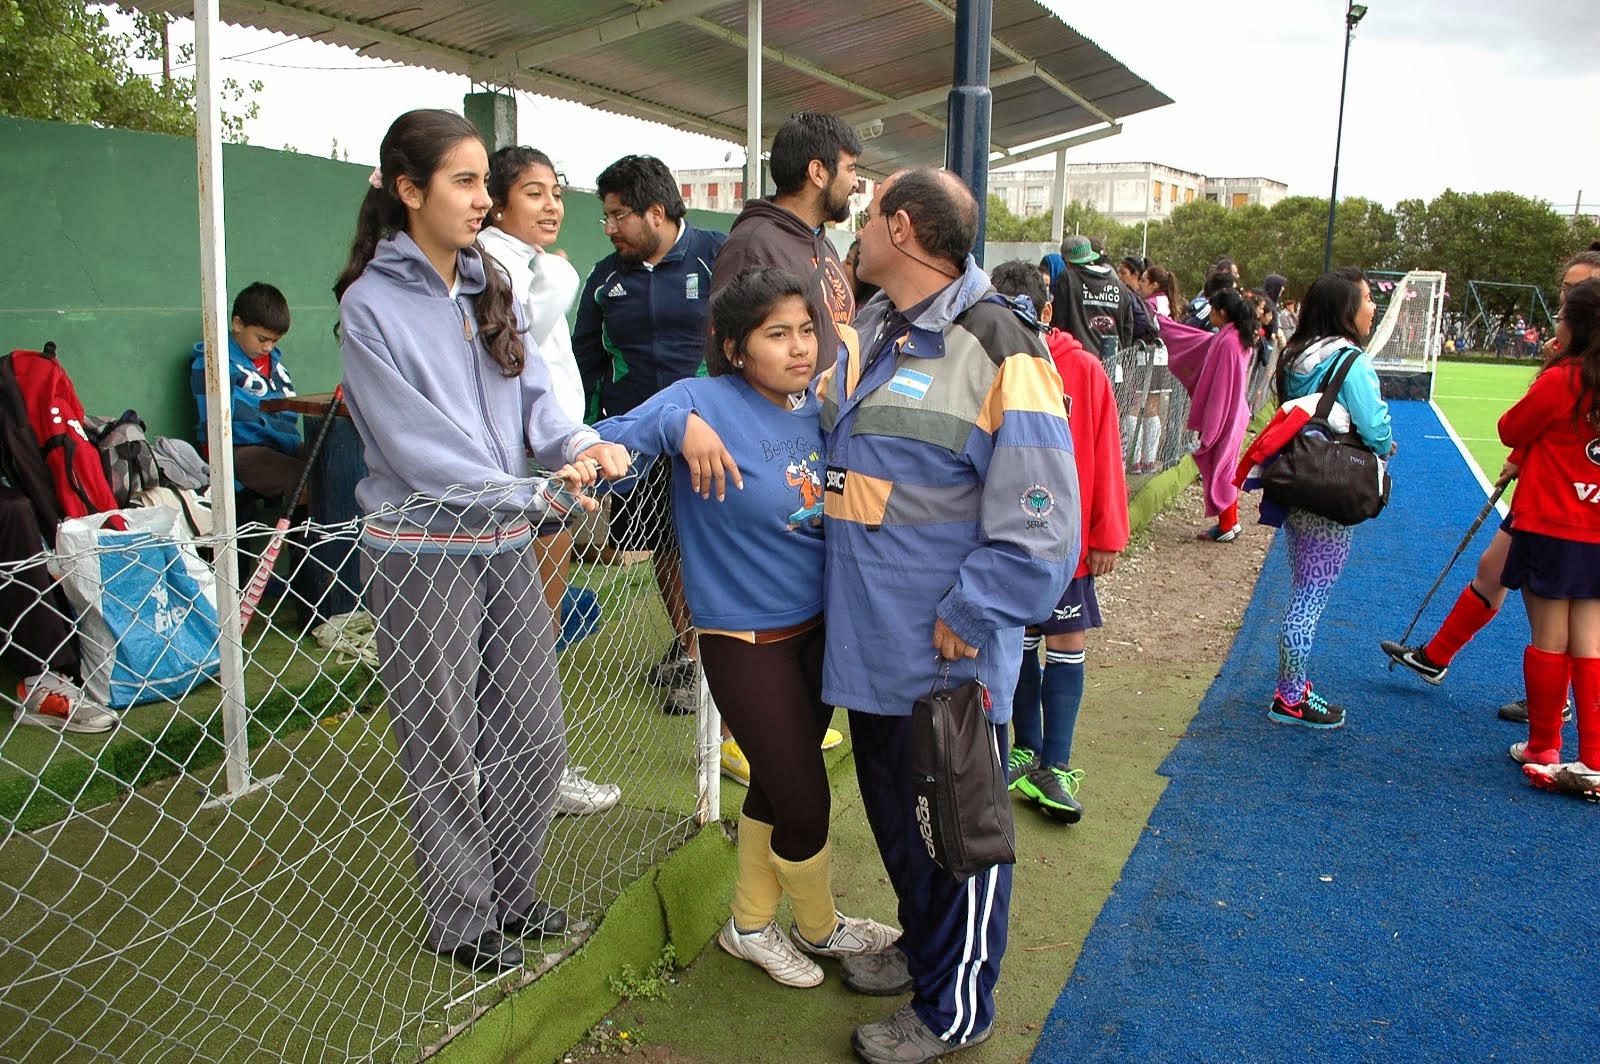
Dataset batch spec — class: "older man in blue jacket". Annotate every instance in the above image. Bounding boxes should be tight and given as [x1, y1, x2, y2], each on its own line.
[819, 168, 1079, 1064]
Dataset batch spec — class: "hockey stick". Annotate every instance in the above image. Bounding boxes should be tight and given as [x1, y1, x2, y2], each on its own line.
[239, 386, 344, 633]
[1386, 474, 1510, 670]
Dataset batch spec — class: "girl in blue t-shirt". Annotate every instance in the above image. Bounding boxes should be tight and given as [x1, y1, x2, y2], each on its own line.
[596, 267, 897, 988]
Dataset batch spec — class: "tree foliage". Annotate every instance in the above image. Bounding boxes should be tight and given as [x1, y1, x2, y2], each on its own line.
[998, 183, 1585, 312]
[0, 1, 260, 141]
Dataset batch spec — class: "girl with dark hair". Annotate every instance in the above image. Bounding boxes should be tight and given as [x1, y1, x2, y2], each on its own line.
[595, 267, 897, 987]
[477, 146, 620, 818]
[1116, 256, 1147, 291]
[1140, 265, 1182, 319]
[1498, 277, 1600, 799]
[335, 109, 632, 973]
[1162, 286, 1260, 540]
[1383, 251, 1600, 724]
[1261, 267, 1391, 729]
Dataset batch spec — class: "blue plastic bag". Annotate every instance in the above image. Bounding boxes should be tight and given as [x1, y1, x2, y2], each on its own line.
[54, 508, 221, 709]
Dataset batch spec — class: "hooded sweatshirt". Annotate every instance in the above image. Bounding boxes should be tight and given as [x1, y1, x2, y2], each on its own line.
[817, 258, 1080, 722]
[1283, 336, 1393, 455]
[1050, 260, 1134, 355]
[189, 337, 302, 454]
[477, 226, 586, 425]
[338, 231, 600, 553]
[705, 198, 852, 373]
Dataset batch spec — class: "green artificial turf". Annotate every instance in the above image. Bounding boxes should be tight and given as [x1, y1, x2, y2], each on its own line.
[1432, 360, 1541, 502]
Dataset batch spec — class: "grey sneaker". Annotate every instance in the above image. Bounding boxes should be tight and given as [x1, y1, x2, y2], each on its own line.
[795, 912, 901, 958]
[646, 645, 697, 688]
[1005, 745, 1039, 790]
[555, 766, 621, 815]
[716, 918, 823, 988]
[851, 1002, 991, 1064]
[1498, 697, 1574, 724]
[840, 947, 913, 996]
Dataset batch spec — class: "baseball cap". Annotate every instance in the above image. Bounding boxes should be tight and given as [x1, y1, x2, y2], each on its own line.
[1061, 235, 1096, 265]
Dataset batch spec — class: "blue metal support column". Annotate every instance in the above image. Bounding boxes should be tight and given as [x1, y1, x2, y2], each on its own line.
[946, 0, 992, 263]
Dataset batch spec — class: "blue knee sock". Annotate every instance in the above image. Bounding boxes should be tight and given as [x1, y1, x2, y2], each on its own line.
[1040, 649, 1086, 768]
[1012, 635, 1043, 755]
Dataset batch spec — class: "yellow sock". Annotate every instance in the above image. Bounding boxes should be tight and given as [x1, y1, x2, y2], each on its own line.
[731, 815, 782, 932]
[770, 842, 837, 945]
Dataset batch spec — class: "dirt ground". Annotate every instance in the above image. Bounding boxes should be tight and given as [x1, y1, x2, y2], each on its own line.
[1096, 482, 1274, 667]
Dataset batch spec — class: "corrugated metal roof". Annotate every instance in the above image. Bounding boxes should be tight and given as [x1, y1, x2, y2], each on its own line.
[141, 0, 1170, 173]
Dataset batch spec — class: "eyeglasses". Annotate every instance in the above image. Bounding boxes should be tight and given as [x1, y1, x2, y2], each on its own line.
[600, 207, 638, 230]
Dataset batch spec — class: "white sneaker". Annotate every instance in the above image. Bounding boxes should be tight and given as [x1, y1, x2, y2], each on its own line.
[13, 672, 119, 734]
[1523, 760, 1600, 801]
[716, 918, 823, 988]
[555, 767, 620, 815]
[795, 912, 902, 958]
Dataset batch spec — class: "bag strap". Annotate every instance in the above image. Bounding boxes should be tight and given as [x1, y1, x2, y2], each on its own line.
[1312, 348, 1362, 421]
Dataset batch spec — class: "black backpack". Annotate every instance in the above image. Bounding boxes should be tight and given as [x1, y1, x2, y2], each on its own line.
[0, 353, 62, 541]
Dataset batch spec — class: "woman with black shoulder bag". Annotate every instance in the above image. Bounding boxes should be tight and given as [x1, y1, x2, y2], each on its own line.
[1264, 267, 1394, 730]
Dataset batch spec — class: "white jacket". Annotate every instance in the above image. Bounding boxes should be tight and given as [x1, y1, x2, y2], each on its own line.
[478, 226, 586, 424]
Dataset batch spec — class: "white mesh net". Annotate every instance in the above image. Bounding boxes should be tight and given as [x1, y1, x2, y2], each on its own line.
[0, 470, 709, 1062]
[1368, 270, 1448, 371]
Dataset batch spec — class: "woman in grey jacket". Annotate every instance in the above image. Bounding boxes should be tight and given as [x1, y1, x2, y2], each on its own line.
[333, 109, 630, 974]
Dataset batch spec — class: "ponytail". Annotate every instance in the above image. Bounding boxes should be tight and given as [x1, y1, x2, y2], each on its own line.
[332, 108, 526, 377]
[1209, 287, 1258, 348]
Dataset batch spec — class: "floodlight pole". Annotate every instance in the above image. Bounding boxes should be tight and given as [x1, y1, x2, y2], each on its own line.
[947, 0, 992, 263]
[1323, 1, 1367, 274]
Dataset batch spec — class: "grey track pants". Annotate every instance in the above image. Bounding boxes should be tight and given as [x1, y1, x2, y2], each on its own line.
[363, 544, 567, 951]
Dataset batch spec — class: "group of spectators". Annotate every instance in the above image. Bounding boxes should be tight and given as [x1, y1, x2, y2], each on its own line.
[11, 94, 1599, 1064]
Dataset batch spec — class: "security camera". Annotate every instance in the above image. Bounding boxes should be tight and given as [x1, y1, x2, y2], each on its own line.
[857, 119, 884, 140]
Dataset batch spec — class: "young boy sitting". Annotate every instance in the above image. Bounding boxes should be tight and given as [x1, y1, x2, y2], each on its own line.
[990, 260, 1130, 824]
[190, 282, 305, 499]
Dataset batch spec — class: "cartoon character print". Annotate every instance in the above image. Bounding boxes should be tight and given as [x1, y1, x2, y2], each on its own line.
[786, 453, 825, 529]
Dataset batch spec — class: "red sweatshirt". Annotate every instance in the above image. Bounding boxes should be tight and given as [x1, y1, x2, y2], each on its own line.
[1047, 329, 1130, 575]
[1498, 360, 1600, 544]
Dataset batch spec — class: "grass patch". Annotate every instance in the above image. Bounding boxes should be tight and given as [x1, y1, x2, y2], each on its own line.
[1, 608, 375, 832]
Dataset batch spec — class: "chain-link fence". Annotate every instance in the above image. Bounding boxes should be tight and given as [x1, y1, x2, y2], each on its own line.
[1101, 335, 1278, 487]
[0, 470, 711, 1062]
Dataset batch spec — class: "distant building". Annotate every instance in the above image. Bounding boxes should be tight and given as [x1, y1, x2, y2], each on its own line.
[988, 162, 1287, 224]
[674, 166, 876, 230]
[1203, 176, 1289, 210]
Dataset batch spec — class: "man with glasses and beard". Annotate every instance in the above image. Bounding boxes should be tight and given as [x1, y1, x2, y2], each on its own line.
[574, 155, 726, 715]
[706, 112, 862, 375]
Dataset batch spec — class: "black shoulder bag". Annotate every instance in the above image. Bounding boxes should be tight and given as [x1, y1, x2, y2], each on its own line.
[910, 662, 1016, 881]
[1261, 350, 1391, 526]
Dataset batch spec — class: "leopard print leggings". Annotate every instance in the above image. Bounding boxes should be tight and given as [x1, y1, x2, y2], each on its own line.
[1277, 508, 1356, 702]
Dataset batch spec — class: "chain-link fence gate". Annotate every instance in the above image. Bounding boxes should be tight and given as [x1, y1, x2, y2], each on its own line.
[1, 469, 712, 1063]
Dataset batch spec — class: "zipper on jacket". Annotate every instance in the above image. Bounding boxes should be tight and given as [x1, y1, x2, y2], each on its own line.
[457, 296, 512, 471]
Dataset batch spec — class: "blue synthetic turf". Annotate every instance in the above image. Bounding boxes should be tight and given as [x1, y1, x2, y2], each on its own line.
[1033, 401, 1600, 1062]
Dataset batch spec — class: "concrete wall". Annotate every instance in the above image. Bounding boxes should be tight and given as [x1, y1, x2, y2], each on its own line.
[0, 117, 731, 441]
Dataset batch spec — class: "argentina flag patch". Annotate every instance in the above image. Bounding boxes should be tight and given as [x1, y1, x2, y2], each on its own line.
[887, 367, 933, 400]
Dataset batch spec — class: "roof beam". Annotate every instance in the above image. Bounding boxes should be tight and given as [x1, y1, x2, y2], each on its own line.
[840, 62, 1038, 127]
[907, 0, 1119, 126]
[501, 67, 748, 145]
[217, 0, 745, 147]
[684, 15, 1015, 153]
[476, 0, 731, 76]
[223, 0, 490, 65]
[988, 122, 1121, 168]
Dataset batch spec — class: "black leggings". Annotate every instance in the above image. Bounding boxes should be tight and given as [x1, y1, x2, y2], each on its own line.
[699, 622, 832, 862]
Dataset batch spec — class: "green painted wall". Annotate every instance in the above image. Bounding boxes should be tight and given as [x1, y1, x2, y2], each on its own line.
[0, 116, 731, 441]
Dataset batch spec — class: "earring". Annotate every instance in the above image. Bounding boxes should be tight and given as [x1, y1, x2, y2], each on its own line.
[734, 360, 744, 368]
[496, 212, 503, 220]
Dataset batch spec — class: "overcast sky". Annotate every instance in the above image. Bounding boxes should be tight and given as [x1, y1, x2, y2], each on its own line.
[140, 0, 1597, 211]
